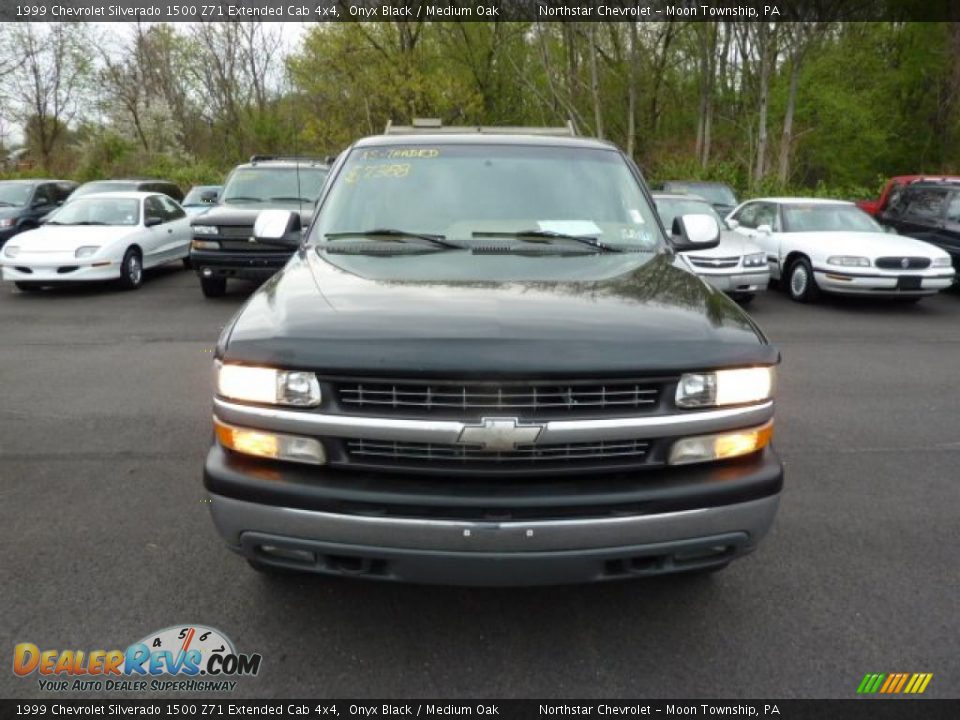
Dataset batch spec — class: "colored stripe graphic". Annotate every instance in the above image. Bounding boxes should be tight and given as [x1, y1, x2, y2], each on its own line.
[857, 673, 932, 694]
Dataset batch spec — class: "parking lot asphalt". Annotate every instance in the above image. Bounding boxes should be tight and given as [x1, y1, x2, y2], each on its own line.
[2, 265, 958, 700]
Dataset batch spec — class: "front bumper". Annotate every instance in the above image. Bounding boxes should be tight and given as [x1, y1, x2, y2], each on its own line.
[698, 270, 769, 294]
[1, 257, 119, 283]
[190, 248, 291, 281]
[813, 268, 955, 295]
[204, 443, 783, 585]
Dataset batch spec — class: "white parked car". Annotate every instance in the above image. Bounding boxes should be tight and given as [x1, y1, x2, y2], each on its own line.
[1, 192, 192, 292]
[653, 193, 769, 303]
[726, 198, 956, 303]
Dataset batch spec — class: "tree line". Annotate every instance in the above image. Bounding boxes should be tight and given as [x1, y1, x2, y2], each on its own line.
[1, 20, 958, 198]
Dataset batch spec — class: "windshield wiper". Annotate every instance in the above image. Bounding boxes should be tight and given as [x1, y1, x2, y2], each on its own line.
[325, 229, 463, 249]
[0, 201, 17, 207]
[73, 221, 109, 226]
[471, 229, 626, 253]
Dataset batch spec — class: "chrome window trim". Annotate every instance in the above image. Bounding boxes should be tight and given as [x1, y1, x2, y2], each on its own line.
[213, 397, 774, 444]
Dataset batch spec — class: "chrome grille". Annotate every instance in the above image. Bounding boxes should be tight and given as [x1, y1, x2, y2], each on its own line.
[335, 379, 662, 419]
[875, 256, 931, 270]
[346, 438, 650, 464]
[688, 255, 740, 269]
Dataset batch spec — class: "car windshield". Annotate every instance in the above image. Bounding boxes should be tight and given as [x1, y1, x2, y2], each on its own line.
[183, 186, 220, 205]
[671, 183, 737, 206]
[314, 143, 663, 251]
[221, 168, 328, 204]
[655, 197, 726, 232]
[47, 197, 140, 226]
[783, 204, 882, 232]
[0, 183, 33, 206]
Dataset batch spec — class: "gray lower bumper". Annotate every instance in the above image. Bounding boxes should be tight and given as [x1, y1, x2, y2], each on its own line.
[209, 493, 780, 585]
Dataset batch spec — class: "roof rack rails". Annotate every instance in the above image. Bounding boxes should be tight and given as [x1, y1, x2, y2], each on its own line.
[908, 176, 960, 184]
[383, 118, 578, 137]
[248, 155, 331, 165]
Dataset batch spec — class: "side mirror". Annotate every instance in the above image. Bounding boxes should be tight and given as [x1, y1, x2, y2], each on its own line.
[756, 224, 772, 235]
[253, 209, 301, 246]
[726, 218, 740, 229]
[145, 216, 164, 227]
[200, 190, 218, 203]
[671, 213, 721, 251]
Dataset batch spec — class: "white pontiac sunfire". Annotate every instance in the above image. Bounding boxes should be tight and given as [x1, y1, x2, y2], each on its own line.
[1, 191, 191, 292]
[726, 198, 956, 303]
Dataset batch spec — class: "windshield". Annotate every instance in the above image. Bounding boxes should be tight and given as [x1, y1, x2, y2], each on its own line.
[670, 183, 737, 206]
[71, 182, 137, 199]
[783, 204, 882, 233]
[313, 144, 663, 250]
[0, 183, 33, 206]
[183, 186, 220, 206]
[654, 197, 725, 232]
[221, 167, 328, 204]
[47, 197, 140, 226]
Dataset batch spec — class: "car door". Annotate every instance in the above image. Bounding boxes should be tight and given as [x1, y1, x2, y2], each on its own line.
[732, 202, 780, 277]
[157, 195, 191, 259]
[141, 195, 173, 266]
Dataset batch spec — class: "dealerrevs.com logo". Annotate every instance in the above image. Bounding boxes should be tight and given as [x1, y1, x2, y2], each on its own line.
[13, 625, 261, 693]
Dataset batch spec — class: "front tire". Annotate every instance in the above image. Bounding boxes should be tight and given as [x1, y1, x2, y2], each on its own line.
[181, 256, 192, 270]
[118, 247, 143, 290]
[200, 275, 227, 298]
[15, 281, 42, 292]
[787, 258, 820, 303]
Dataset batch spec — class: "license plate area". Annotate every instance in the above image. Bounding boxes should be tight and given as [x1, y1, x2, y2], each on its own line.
[897, 276, 922, 290]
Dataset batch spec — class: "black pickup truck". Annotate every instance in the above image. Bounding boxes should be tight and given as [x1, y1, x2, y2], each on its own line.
[189, 156, 329, 297]
[204, 126, 783, 585]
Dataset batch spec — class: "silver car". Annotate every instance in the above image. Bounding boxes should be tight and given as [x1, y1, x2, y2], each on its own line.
[654, 193, 769, 303]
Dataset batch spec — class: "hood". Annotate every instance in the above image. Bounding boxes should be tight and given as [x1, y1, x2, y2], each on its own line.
[195, 203, 314, 228]
[222, 252, 777, 375]
[0, 207, 23, 221]
[14, 225, 136, 253]
[789, 231, 950, 258]
[681, 230, 762, 259]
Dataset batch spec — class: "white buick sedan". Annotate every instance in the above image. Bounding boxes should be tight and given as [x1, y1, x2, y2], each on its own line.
[1, 192, 191, 292]
[726, 198, 956, 302]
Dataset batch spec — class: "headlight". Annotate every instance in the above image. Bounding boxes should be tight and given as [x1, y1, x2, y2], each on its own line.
[932, 257, 952, 268]
[669, 422, 774, 465]
[827, 256, 870, 267]
[192, 239, 220, 250]
[676, 367, 775, 408]
[75, 246, 99, 258]
[742, 252, 766, 268]
[215, 362, 322, 407]
[214, 418, 326, 465]
[4, 245, 19, 258]
[192, 225, 219, 235]
[0, 218, 15, 228]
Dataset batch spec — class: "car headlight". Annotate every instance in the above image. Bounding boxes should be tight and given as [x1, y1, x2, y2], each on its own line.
[4, 245, 19, 258]
[827, 256, 870, 267]
[214, 417, 326, 465]
[932, 257, 952, 268]
[75, 246, 99, 258]
[742, 252, 766, 268]
[676, 367, 775, 409]
[669, 422, 774, 465]
[192, 225, 219, 235]
[215, 362, 322, 407]
[0, 218, 15, 228]
[192, 239, 221, 250]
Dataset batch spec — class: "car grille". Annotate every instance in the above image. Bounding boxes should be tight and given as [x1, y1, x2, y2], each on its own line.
[333, 378, 664, 419]
[875, 256, 931, 270]
[345, 438, 651, 467]
[688, 255, 740, 269]
[216, 225, 255, 238]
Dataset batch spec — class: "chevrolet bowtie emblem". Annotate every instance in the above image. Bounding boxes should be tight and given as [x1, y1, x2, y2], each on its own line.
[457, 417, 544, 452]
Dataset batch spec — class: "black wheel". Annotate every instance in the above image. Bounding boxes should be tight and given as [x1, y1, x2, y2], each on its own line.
[181, 256, 192, 270]
[14, 281, 42, 292]
[787, 258, 820, 303]
[730, 292, 755, 305]
[118, 247, 143, 290]
[200, 275, 227, 298]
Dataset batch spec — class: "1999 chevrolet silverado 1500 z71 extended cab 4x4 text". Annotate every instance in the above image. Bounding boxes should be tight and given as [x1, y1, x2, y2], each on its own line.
[203, 125, 783, 586]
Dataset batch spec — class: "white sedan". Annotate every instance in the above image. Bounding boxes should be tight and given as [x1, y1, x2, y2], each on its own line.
[653, 193, 769, 303]
[726, 197, 956, 302]
[1, 192, 191, 292]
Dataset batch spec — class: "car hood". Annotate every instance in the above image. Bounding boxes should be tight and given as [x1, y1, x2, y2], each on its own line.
[222, 252, 777, 375]
[681, 230, 762, 259]
[13, 225, 136, 252]
[194, 204, 314, 227]
[788, 231, 949, 258]
[0, 207, 23, 221]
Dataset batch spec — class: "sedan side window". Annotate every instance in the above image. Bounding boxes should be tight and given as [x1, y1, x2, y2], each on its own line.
[32, 184, 53, 207]
[144, 196, 166, 224]
[754, 203, 777, 229]
[946, 193, 960, 224]
[734, 203, 759, 228]
[159, 196, 186, 221]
